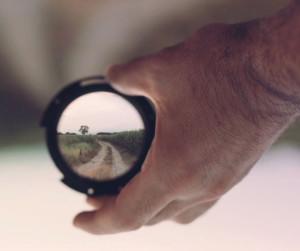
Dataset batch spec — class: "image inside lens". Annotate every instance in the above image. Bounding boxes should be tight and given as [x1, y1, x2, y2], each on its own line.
[57, 92, 145, 181]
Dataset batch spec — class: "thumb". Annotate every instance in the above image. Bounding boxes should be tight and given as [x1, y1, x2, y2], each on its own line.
[105, 55, 158, 98]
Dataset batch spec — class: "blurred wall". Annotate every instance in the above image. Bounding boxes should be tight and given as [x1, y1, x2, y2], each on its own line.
[0, 0, 298, 148]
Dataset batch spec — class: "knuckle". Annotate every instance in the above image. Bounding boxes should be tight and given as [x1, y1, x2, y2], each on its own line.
[199, 164, 234, 201]
[168, 166, 203, 197]
[153, 166, 178, 198]
[145, 220, 157, 226]
[117, 215, 144, 231]
[152, 201, 181, 223]
[205, 179, 229, 200]
[173, 215, 195, 225]
[161, 158, 195, 188]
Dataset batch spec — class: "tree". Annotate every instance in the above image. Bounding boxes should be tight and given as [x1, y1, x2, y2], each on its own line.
[79, 125, 89, 135]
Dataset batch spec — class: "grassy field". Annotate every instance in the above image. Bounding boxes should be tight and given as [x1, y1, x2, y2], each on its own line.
[98, 129, 145, 156]
[58, 135, 101, 168]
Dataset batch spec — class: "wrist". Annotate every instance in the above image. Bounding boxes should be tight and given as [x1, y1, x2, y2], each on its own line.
[247, 1, 300, 108]
[215, 20, 300, 138]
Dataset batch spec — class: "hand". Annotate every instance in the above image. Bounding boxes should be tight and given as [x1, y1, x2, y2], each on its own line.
[73, 21, 297, 234]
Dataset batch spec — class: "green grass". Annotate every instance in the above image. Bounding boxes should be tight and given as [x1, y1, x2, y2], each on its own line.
[58, 135, 101, 167]
[98, 129, 145, 155]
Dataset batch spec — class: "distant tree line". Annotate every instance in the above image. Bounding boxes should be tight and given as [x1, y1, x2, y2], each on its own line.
[57, 132, 77, 135]
[57, 131, 131, 136]
[96, 132, 117, 135]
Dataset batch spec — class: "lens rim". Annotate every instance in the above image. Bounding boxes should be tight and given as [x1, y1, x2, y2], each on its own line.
[41, 76, 155, 196]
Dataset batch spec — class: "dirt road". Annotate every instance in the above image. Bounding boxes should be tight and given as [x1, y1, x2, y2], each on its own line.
[75, 141, 130, 180]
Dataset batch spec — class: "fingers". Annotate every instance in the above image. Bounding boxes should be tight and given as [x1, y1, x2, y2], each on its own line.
[78, 184, 219, 233]
[73, 166, 174, 234]
[73, 197, 117, 234]
[145, 198, 219, 226]
[105, 55, 158, 98]
[86, 195, 116, 209]
[171, 199, 219, 224]
[145, 199, 189, 226]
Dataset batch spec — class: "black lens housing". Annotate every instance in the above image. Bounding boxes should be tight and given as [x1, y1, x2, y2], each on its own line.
[41, 76, 155, 196]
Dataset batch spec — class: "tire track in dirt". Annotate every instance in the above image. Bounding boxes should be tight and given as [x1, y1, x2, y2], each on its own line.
[75, 141, 130, 180]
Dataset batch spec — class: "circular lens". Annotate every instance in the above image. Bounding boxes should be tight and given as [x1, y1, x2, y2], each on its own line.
[57, 92, 145, 181]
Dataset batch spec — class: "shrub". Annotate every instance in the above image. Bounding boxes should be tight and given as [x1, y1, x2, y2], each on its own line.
[58, 135, 101, 167]
[99, 129, 144, 155]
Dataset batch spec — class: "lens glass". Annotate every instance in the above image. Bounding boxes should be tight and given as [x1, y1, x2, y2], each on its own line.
[57, 92, 145, 181]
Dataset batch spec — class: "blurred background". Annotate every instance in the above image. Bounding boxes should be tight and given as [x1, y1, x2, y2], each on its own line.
[0, 0, 299, 148]
[0, 0, 299, 250]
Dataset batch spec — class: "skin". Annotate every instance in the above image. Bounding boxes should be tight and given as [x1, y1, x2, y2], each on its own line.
[73, 1, 300, 234]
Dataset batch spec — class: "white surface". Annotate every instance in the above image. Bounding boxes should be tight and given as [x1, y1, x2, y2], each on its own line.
[0, 144, 299, 251]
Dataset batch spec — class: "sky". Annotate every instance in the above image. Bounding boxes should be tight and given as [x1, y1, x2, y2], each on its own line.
[57, 92, 144, 134]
